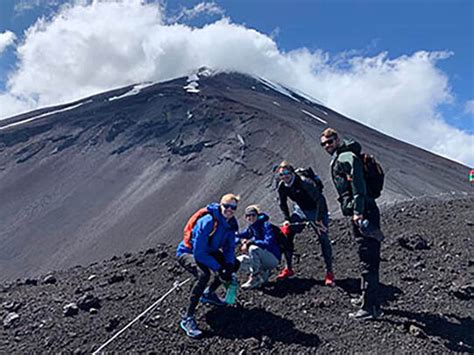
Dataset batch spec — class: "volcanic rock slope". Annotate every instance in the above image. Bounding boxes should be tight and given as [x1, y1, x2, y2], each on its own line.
[0, 196, 472, 353]
[0, 70, 471, 281]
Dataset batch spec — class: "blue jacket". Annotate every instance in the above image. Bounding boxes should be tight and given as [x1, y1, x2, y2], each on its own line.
[236, 213, 281, 261]
[176, 203, 238, 271]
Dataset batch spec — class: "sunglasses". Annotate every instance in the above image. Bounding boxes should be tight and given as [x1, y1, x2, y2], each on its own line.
[320, 138, 334, 147]
[279, 170, 292, 177]
[222, 203, 237, 210]
[245, 213, 257, 218]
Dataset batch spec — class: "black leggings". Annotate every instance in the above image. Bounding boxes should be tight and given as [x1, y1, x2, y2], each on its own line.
[178, 252, 239, 317]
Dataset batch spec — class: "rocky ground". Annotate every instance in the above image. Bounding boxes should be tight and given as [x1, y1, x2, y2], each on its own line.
[1, 195, 473, 353]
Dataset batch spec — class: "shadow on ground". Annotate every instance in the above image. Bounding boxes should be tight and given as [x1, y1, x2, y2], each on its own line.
[336, 277, 403, 305]
[261, 277, 318, 298]
[205, 306, 320, 348]
[383, 309, 473, 352]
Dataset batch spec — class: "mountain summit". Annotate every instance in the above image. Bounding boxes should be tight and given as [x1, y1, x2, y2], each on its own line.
[0, 70, 470, 281]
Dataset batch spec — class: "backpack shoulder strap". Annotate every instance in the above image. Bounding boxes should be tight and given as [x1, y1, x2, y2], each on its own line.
[183, 208, 218, 249]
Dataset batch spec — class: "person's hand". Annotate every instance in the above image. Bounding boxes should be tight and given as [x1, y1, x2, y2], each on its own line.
[218, 267, 232, 282]
[240, 240, 250, 253]
[352, 214, 364, 225]
[314, 220, 328, 234]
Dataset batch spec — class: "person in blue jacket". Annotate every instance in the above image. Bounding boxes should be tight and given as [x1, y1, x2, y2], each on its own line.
[176, 193, 240, 338]
[237, 205, 282, 290]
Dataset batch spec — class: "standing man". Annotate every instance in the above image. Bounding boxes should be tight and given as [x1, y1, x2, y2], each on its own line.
[320, 128, 382, 320]
[276, 161, 334, 286]
[176, 193, 240, 338]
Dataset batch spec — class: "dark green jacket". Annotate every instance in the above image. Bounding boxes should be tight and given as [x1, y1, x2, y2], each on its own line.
[330, 140, 369, 216]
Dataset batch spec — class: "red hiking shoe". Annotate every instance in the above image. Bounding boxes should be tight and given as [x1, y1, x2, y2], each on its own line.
[324, 272, 335, 287]
[277, 267, 295, 280]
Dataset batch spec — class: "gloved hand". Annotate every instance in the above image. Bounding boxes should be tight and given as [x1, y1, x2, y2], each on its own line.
[218, 266, 232, 282]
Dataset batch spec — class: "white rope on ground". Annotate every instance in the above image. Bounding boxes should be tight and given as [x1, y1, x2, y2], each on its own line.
[92, 277, 191, 355]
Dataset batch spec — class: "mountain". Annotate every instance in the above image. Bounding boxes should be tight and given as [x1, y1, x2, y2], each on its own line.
[0, 69, 471, 281]
[1, 196, 472, 353]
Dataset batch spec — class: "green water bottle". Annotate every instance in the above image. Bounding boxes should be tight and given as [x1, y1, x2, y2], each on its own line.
[225, 274, 238, 305]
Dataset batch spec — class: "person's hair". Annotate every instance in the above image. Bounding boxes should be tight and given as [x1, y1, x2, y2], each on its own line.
[244, 205, 260, 215]
[220, 193, 240, 204]
[320, 128, 339, 139]
[277, 160, 294, 173]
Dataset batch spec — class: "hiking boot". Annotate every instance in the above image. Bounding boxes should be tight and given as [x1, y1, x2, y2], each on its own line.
[277, 268, 295, 280]
[349, 307, 383, 321]
[350, 295, 364, 308]
[241, 275, 263, 290]
[200, 291, 226, 306]
[324, 272, 335, 287]
[180, 316, 202, 338]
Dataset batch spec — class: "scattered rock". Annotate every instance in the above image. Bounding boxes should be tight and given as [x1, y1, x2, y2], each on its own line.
[3, 312, 20, 328]
[157, 251, 168, 259]
[449, 284, 474, 300]
[87, 275, 97, 281]
[260, 335, 272, 349]
[24, 278, 38, 286]
[63, 303, 79, 317]
[401, 274, 418, 282]
[398, 234, 430, 251]
[105, 316, 120, 332]
[43, 275, 57, 284]
[408, 324, 427, 338]
[2, 301, 22, 312]
[108, 274, 125, 284]
[413, 261, 425, 269]
[77, 294, 101, 311]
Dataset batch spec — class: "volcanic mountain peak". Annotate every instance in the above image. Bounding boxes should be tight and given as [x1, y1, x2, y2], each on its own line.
[0, 70, 471, 281]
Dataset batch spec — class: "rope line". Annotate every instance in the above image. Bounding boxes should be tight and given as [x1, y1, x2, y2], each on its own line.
[92, 277, 191, 355]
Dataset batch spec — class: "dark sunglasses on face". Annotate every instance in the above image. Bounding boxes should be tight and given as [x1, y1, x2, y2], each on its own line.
[279, 170, 292, 177]
[222, 203, 237, 210]
[245, 213, 257, 218]
[320, 138, 334, 147]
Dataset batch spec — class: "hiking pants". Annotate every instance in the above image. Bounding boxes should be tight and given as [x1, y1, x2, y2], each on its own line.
[352, 201, 381, 310]
[285, 206, 332, 273]
[177, 252, 239, 317]
[238, 245, 279, 276]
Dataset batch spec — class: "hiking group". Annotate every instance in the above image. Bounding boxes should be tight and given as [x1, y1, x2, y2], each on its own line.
[176, 127, 385, 338]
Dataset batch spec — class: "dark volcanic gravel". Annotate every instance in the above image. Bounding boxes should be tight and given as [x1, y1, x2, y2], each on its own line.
[1, 196, 473, 353]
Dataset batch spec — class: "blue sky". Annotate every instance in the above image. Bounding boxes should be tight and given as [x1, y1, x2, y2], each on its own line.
[0, 0, 472, 165]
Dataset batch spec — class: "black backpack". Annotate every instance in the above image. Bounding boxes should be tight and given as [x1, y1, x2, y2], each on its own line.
[339, 140, 384, 199]
[294, 167, 324, 193]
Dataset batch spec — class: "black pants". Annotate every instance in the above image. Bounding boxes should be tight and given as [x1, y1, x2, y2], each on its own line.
[283, 210, 332, 273]
[177, 252, 239, 317]
[352, 200, 381, 310]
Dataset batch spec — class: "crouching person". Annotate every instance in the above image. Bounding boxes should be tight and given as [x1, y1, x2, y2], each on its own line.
[176, 193, 241, 338]
[237, 205, 282, 290]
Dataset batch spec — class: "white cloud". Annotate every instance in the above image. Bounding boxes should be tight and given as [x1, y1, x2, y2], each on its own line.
[464, 100, 474, 115]
[1, 0, 473, 166]
[170, 2, 224, 23]
[14, 0, 62, 15]
[0, 31, 17, 55]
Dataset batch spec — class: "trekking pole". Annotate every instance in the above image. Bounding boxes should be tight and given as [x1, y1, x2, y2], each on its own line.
[306, 220, 323, 237]
[286, 222, 310, 227]
[92, 277, 191, 355]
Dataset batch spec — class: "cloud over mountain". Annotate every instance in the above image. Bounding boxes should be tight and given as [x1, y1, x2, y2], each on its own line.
[1, 0, 472, 165]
